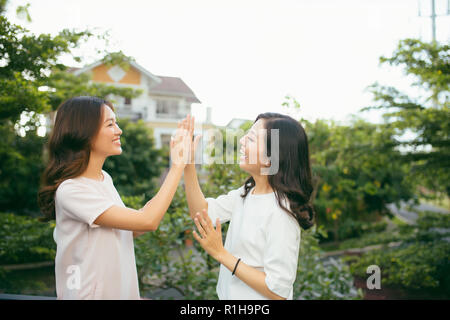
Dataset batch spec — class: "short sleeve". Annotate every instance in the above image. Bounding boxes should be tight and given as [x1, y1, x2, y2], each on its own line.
[56, 180, 115, 228]
[263, 209, 301, 299]
[205, 186, 245, 226]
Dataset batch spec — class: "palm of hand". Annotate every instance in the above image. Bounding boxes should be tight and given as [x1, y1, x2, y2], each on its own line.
[170, 114, 195, 166]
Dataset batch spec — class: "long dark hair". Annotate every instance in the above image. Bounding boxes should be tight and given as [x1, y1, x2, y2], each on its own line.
[241, 113, 315, 230]
[38, 96, 114, 220]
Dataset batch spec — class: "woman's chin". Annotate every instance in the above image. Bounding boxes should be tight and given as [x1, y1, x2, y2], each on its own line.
[111, 147, 122, 155]
[239, 162, 255, 175]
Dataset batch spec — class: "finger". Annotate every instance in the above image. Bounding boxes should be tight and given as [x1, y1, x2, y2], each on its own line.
[201, 208, 211, 223]
[194, 134, 202, 144]
[179, 120, 185, 132]
[186, 114, 191, 132]
[174, 128, 183, 143]
[200, 209, 214, 232]
[199, 210, 212, 233]
[183, 114, 190, 130]
[196, 211, 211, 233]
[192, 135, 202, 159]
[193, 134, 202, 151]
[176, 127, 186, 141]
[192, 230, 202, 243]
[194, 215, 207, 238]
[179, 125, 189, 137]
[216, 218, 222, 236]
[189, 116, 195, 137]
[174, 129, 183, 142]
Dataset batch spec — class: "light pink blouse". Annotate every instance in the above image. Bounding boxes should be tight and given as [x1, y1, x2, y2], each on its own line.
[54, 170, 140, 300]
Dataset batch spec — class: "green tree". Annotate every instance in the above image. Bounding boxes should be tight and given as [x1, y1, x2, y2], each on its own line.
[304, 117, 415, 241]
[363, 39, 450, 196]
[0, 2, 142, 214]
[0, 124, 47, 215]
[282, 97, 414, 241]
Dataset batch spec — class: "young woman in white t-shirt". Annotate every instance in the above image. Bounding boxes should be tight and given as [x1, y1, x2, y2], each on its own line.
[38, 96, 194, 299]
[183, 113, 315, 300]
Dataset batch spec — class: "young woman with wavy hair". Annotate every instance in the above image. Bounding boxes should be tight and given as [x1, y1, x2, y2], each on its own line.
[38, 96, 194, 299]
[183, 112, 315, 300]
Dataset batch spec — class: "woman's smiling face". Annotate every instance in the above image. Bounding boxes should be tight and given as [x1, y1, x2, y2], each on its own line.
[91, 104, 123, 157]
[239, 119, 271, 175]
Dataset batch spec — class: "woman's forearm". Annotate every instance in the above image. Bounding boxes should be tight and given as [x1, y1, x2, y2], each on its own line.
[142, 165, 184, 229]
[184, 164, 208, 219]
[216, 250, 286, 300]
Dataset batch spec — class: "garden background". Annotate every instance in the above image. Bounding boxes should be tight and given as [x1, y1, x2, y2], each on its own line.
[0, 0, 449, 299]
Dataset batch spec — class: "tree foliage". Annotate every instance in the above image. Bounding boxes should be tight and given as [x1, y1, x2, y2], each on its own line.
[363, 39, 450, 195]
[279, 96, 415, 241]
[0, 1, 143, 214]
[347, 211, 450, 296]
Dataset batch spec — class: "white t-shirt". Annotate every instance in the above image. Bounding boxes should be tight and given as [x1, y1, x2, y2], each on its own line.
[206, 185, 301, 300]
[53, 170, 140, 300]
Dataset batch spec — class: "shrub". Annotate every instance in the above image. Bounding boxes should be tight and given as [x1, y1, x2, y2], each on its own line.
[345, 211, 450, 294]
[133, 187, 219, 299]
[347, 241, 450, 292]
[337, 231, 404, 251]
[0, 213, 55, 265]
[294, 226, 363, 300]
[318, 219, 388, 243]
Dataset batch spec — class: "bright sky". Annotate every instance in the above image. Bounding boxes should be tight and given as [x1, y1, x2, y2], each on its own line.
[5, 0, 450, 126]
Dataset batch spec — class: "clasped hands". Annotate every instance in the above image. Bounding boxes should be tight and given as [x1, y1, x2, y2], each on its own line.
[171, 115, 224, 259]
[170, 114, 202, 168]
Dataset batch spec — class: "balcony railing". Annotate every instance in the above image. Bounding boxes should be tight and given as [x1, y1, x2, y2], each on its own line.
[116, 109, 143, 121]
[155, 113, 186, 120]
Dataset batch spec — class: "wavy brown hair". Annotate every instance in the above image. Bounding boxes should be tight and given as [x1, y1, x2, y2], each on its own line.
[241, 113, 315, 230]
[38, 96, 113, 220]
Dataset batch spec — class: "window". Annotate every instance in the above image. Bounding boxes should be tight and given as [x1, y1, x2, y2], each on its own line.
[161, 134, 172, 148]
[124, 97, 132, 105]
[156, 99, 180, 118]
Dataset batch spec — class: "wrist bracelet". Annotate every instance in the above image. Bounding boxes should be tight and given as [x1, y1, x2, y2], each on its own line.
[232, 258, 241, 276]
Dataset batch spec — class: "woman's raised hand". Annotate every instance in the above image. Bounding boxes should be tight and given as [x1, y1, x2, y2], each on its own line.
[170, 114, 195, 169]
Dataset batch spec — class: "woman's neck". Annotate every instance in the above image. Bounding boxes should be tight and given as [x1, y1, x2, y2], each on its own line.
[252, 175, 273, 194]
[81, 152, 106, 181]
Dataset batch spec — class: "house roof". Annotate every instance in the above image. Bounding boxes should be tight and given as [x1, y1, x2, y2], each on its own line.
[149, 76, 201, 103]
